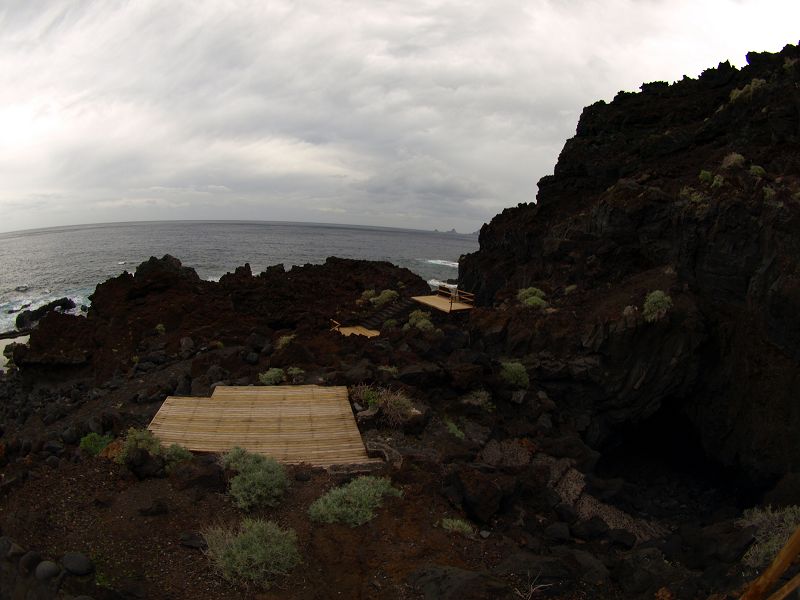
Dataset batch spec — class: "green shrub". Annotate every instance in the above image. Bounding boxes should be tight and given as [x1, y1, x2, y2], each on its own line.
[680, 186, 705, 203]
[643, 290, 673, 323]
[404, 309, 434, 332]
[204, 518, 300, 587]
[117, 428, 162, 464]
[764, 186, 776, 201]
[500, 361, 529, 389]
[750, 165, 767, 178]
[441, 517, 474, 536]
[382, 319, 398, 330]
[79, 432, 113, 456]
[517, 287, 548, 309]
[286, 367, 305, 383]
[729, 78, 766, 103]
[445, 418, 465, 441]
[223, 447, 288, 511]
[360, 289, 376, 302]
[349, 385, 414, 424]
[460, 389, 495, 412]
[155, 323, 166, 335]
[738, 505, 800, 570]
[163, 443, 193, 472]
[378, 389, 415, 427]
[308, 476, 401, 527]
[350, 384, 380, 409]
[711, 174, 724, 190]
[698, 170, 713, 184]
[258, 368, 285, 385]
[721, 152, 745, 170]
[370, 289, 399, 308]
[377, 365, 398, 377]
[275, 334, 295, 351]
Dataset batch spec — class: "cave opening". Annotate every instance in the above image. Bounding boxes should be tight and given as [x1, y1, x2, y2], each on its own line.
[593, 399, 763, 521]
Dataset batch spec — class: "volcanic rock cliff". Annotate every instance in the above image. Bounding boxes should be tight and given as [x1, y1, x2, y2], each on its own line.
[461, 43, 800, 485]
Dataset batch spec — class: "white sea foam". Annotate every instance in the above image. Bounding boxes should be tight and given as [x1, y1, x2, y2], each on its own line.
[425, 259, 459, 268]
[427, 278, 457, 289]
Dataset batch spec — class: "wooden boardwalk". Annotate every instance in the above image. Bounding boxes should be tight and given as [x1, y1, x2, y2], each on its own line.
[412, 295, 473, 313]
[147, 385, 376, 467]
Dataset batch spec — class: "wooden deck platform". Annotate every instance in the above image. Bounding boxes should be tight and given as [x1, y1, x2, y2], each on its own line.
[337, 325, 380, 338]
[412, 295, 473, 313]
[147, 386, 376, 467]
[412, 285, 474, 314]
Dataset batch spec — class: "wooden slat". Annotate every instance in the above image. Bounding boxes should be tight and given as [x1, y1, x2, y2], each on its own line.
[412, 294, 473, 313]
[147, 386, 379, 466]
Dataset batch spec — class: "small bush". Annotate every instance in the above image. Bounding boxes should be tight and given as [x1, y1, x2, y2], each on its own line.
[286, 367, 305, 383]
[349, 384, 381, 409]
[370, 289, 399, 308]
[275, 334, 295, 351]
[764, 186, 776, 201]
[308, 476, 401, 527]
[204, 518, 300, 587]
[680, 186, 705, 203]
[79, 432, 113, 456]
[155, 323, 166, 335]
[163, 443, 193, 472]
[377, 389, 415, 427]
[460, 389, 495, 412]
[382, 319, 398, 330]
[698, 170, 713, 184]
[750, 165, 767, 178]
[349, 385, 415, 425]
[643, 290, 673, 323]
[404, 309, 434, 332]
[445, 418, 465, 440]
[377, 365, 399, 377]
[117, 428, 162, 464]
[738, 505, 800, 570]
[258, 368, 285, 385]
[500, 361, 529, 389]
[441, 517, 474, 536]
[711, 174, 724, 190]
[223, 447, 288, 510]
[721, 152, 745, 170]
[729, 78, 767, 103]
[360, 289, 376, 302]
[517, 287, 548, 309]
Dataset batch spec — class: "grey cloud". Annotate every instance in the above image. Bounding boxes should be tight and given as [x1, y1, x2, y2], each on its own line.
[0, 0, 798, 234]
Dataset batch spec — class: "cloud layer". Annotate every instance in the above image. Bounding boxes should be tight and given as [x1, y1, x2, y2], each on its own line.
[0, 1, 798, 233]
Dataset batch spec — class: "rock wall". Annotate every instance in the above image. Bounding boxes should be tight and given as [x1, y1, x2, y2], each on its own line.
[460, 43, 800, 484]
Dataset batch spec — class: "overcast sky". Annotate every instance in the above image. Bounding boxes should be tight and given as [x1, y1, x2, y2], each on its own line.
[0, 1, 797, 234]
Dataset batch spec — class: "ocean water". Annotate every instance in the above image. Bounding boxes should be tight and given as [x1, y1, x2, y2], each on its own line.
[0, 221, 478, 333]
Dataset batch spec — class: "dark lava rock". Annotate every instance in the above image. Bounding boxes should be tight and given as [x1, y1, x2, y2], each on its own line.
[126, 448, 166, 480]
[169, 455, 225, 492]
[446, 466, 516, 523]
[138, 498, 169, 516]
[18, 550, 42, 576]
[609, 528, 637, 550]
[61, 551, 94, 576]
[544, 522, 571, 542]
[179, 532, 207, 550]
[459, 42, 800, 485]
[409, 565, 509, 600]
[571, 516, 610, 541]
[294, 469, 312, 482]
[35, 560, 61, 581]
[16, 297, 76, 329]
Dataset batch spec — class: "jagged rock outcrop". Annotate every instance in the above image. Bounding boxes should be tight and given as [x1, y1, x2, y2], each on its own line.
[460, 43, 800, 484]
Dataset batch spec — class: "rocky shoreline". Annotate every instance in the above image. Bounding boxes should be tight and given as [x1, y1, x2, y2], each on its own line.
[1, 42, 799, 599]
